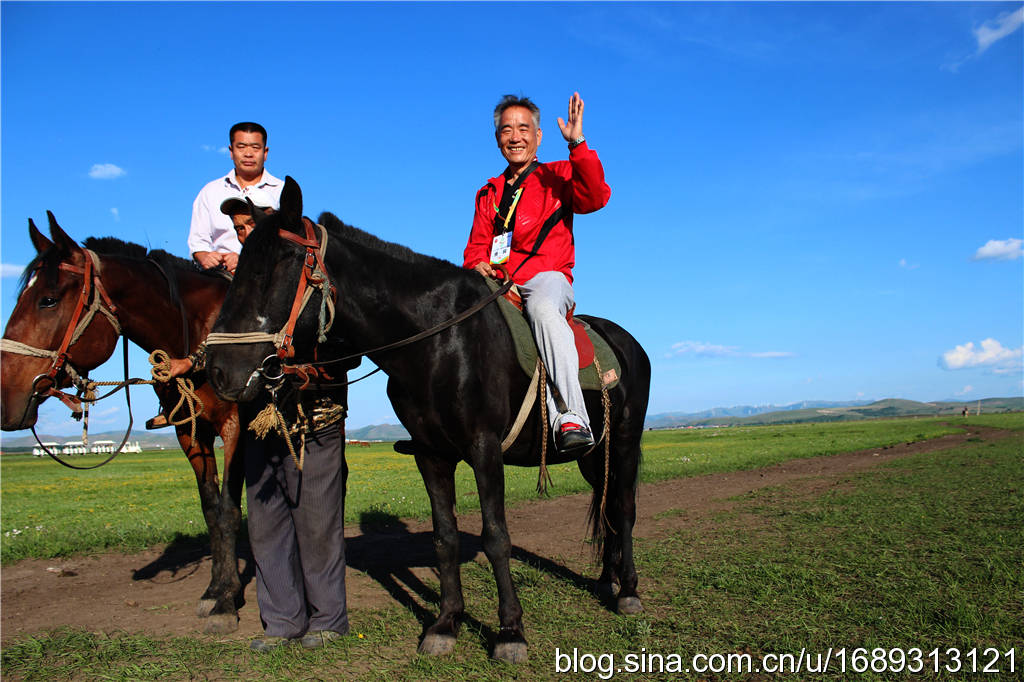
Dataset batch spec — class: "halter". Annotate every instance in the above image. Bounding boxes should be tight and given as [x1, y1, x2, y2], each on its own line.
[205, 218, 336, 364]
[1, 249, 121, 408]
[0, 248, 137, 470]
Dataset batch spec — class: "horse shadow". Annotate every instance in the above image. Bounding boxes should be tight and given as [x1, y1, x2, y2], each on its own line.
[346, 511, 611, 649]
[131, 511, 609, 644]
[131, 529, 256, 610]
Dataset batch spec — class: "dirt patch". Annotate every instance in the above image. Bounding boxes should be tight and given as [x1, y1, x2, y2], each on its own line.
[2, 425, 1012, 644]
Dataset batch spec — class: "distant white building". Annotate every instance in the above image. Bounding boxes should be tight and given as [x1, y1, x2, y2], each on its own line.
[31, 440, 143, 456]
[32, 442, 62, 457]
[61, 441, 88, 455]
[91, 440, 143, 454]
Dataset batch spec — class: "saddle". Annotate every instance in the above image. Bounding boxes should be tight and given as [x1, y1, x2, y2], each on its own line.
[483, 278, 621, 391]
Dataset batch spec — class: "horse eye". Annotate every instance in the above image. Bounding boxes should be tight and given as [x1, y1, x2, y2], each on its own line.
[39, 297, 58, 309]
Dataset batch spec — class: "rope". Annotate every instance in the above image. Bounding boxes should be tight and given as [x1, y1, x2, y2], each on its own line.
[205, 331, 286, 346]
[537, 362, 552, 495]
[148, 350, 205, 443]
[592, 356, 613, 533]
[248, 401, 305, 471]
[0, 339, 59, 359]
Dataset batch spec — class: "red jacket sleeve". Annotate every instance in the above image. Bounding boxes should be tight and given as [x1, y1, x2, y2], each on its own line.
[463, 184, 495, 269]
[568, 141, 611, 214]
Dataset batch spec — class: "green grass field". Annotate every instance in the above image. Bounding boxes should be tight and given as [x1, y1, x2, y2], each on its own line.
[2, 414, 1020, 680]
[1, 416, 972, 564]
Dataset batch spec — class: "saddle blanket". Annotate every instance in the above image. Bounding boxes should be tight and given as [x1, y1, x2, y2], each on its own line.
[483, 277, 621, 391]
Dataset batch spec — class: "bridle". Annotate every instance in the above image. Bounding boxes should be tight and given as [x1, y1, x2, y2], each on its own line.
[0, 248, 137, 469]
[205, 218, 337, 388]
[1, 249, 121, 412]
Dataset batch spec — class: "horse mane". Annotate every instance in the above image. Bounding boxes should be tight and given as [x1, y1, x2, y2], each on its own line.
[82, 236, 201, 273]
[316, 212, 463, 274]
[16, 236, 209, 298]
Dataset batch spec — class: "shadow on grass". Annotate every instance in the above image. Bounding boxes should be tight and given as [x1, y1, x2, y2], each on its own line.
[348, 511, 605, 653]
[128, 509, 605, 652]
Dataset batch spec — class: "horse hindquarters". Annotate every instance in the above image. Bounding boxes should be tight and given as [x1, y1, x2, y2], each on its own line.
[575, 316, 650, 615]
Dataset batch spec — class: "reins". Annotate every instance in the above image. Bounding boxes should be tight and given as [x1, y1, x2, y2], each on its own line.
[29, 339, 140, 470]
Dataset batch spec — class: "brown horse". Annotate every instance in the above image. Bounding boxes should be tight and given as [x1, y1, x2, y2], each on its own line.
[0, 213, 245, 634]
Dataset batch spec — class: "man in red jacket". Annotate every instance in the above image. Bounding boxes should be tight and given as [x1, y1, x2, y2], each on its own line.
[463, 92, 611, 454]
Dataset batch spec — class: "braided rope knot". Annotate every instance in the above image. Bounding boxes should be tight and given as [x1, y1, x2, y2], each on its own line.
[148, 349, 205, 442]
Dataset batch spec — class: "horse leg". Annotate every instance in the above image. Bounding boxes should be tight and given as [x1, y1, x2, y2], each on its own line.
[414, 453, 463, 656]
[471, 439, 528, 664]
[610, 430, 643, 615]
[176, 419, 239, 633]
[207, 409, 245, 633]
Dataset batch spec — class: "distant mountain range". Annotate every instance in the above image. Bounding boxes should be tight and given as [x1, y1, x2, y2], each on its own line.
[0, 422, 413, 452]
[2, 398, 1020, 451]
[645, 397, 1024, 429]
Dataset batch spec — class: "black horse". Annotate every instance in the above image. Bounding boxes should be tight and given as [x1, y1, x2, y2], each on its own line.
[206, 178, 650, 663]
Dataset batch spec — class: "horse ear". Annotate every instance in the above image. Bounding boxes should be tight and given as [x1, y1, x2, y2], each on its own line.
[47, 211, 84, 261]
[29, 218, 54, 254]
[279, 176, 304, 234]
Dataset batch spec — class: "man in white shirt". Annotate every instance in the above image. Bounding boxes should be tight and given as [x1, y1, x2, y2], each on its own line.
[188, 122, 283, 273]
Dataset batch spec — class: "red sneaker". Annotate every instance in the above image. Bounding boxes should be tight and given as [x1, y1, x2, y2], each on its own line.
[556, 422, 594, 454]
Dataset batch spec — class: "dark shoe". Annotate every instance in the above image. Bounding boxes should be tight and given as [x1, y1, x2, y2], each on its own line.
[145, 414, 170, 430]
[250, 636, 294, 652]
[556, 422, 594, 455]
[300, 629, 347, 649]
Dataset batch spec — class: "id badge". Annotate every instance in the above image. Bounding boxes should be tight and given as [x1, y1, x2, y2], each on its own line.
[490, 232, 511, 265]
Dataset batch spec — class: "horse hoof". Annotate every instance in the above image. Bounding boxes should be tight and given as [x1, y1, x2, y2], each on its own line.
[418, 634, 456, 656]
[202, 614, 239, 634]
[617, 596, 644, 615]
[493, 641, 528, 664]
[196, 599, 216, 618]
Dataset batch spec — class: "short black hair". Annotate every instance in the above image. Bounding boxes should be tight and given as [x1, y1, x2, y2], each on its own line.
[229, 122, 268, 146]
[493, 95, 540, 129]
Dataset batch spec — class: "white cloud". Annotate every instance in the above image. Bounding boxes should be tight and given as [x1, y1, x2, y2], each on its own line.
[898, 258, 920, 270]
[89, 163, 125, 179]
[110, 208, 120, 222]
[975, 7, 1024, 54]
[202, 144, 229, 155]
[940, 338, 1023, 371]
[956, 385, 974, 396]
[669, 340, 795, 359]
[1, 263, 25, 278]
[972, 238, 1022, 261]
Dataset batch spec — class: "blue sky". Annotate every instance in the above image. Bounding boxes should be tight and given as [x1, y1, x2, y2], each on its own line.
[2, 1, 1022, 438]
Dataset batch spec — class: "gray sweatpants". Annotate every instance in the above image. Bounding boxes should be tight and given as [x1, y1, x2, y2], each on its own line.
[245, 421, 348, 639]
[519, 271, 590, 430]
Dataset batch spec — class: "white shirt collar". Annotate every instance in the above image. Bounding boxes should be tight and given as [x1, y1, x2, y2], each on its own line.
[224, 169, 282, 191]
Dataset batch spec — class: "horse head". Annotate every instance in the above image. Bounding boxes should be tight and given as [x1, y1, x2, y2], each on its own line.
[207, 177, 333, 403]
[1, 213, 122, 430]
